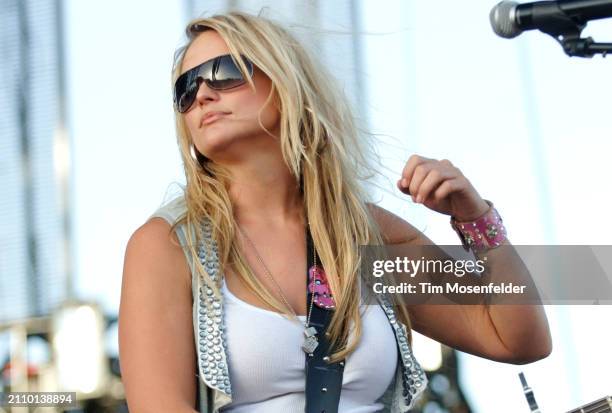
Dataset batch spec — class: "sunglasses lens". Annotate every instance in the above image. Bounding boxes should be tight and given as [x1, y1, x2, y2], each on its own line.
[174, 70, 199, 113]
[174, 55, 253, 113]
[176, 82, 197, 113]
[207, 55, 252, 90]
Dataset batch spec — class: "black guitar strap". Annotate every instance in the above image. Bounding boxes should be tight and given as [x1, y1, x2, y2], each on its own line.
[304, 228, 345, 413]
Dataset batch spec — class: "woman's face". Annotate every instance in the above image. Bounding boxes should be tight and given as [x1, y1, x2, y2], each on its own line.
[180, 30, 280, 162]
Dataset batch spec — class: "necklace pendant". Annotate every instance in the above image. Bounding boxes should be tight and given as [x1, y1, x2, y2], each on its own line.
[302, 335, 319, 354]
[302, 326, 319, 354]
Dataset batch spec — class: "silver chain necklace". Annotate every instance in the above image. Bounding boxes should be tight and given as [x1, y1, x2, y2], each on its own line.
[235, 223, 320, 355]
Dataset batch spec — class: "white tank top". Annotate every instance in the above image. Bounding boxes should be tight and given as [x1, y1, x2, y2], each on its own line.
[219, 278, 398, 412]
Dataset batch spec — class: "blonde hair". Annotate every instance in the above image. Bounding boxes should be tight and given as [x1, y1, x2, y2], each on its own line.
[169, 10, 412, 363]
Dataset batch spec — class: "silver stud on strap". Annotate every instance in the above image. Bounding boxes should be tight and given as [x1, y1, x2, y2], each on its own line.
[323, 356, 330, 362]
[321, 387, 328, 392]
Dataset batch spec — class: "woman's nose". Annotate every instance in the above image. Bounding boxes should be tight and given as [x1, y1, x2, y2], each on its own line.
[194, 78, 219, 105]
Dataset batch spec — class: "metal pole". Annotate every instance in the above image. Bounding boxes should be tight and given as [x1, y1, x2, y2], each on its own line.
[54, 0, 74, 302]
[17, 0, 41, 318]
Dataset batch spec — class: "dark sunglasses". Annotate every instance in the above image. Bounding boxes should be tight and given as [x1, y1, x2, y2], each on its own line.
[173, 54, 254, 113]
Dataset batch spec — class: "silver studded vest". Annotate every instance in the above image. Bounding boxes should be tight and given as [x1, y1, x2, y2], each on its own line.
[149, 196, 428, 413]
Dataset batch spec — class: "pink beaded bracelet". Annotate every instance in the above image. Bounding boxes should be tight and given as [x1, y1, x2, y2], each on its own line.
[450, 200, 507, 253]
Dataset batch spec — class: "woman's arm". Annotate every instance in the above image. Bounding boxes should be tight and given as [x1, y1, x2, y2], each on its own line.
[368, 202, 552, 365]
[119, 218, 199, 413]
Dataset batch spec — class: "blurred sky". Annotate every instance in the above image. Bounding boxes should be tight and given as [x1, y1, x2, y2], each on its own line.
[59, 1, 612, 412]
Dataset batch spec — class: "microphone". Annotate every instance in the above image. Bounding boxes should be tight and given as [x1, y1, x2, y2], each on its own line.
[490, 0, 612, 39]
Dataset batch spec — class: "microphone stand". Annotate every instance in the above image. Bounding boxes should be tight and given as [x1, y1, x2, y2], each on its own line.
[519, 372, 541, 413]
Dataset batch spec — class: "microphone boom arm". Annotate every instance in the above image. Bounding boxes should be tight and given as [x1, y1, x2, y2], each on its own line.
[531, 1, 612, 57]
[560, 37, 612, 57]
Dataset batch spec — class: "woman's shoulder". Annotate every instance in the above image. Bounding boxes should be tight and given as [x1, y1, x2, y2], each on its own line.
[123, 214, 192, 297]
[129, 208, 188, 269]
[139, 193, 211, 279]
[120, 194, 193, 290]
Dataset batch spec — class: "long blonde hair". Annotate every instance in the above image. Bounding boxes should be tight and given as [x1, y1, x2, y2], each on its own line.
[169, 10, 412, 362]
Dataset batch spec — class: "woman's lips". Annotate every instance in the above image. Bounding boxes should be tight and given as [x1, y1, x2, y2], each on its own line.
[201, 111, 230, 126]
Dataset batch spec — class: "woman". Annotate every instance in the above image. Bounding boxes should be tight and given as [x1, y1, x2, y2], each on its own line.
[118, 10, 552, 413]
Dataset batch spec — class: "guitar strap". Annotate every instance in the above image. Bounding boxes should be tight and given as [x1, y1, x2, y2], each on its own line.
[304, 227, 345, 413]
